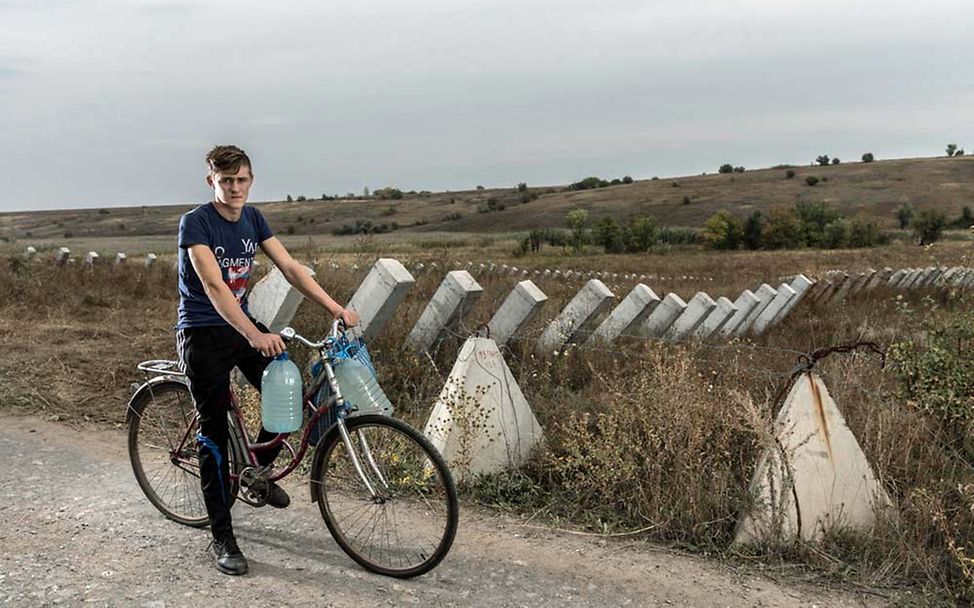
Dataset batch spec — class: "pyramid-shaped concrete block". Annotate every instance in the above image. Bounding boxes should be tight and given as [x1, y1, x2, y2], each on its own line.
[423, 337, 543, 479]
[733, 372, 892, 545]
[588, 284, 660, 344]
[248, 264, 315, 333]
[537, 279, 614, 352]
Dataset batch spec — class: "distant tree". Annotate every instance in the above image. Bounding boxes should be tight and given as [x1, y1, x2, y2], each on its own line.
[622, 175, 634, 184]
[946, 143, 958, 157]
[570, 176, 609, 190]
[296, 195, 307, 201]
[516, 182, 528, 193]
[913, 209, 947, 245]
[476, 185, 485, 190]
[957, 149, 966, 157]
[733, 166, 745, 173]
[862, 152, 875, 163]
[785, 169, 796, 179]
[743, 211, 764, 250]
[363, 186, 371, 197]
[623, 215, 658, 252]
[566, 209, 589, 253]
[718, 163, 734, 174]
[815, 155, 830, 166]
[592, 216, 625, 253]
[375, 187, 404, 200]
[761, 207, 804, 249]
[896, 202, 914, 229]
[805, 176, 820, 187]
[953, 206, 974, 229]
[702, 211, 744, 250]
[794, 201, 842, 247]
[831, 158, 840, 165]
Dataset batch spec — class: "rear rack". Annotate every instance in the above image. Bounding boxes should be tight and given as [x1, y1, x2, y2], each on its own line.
[138, 360, 186, 378]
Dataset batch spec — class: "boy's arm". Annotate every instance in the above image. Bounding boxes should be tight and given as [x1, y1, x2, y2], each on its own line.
[187, 244, 286, 357]
[259, 237, 359, 326]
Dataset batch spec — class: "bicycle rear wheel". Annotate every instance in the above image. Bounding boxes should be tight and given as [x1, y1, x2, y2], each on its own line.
[127, 380, 238, 527]
[311, 415, 459, 578]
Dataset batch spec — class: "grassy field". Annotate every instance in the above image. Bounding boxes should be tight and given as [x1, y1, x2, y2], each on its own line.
[1, 154, 973, 602]
[3, 154, 974, 248]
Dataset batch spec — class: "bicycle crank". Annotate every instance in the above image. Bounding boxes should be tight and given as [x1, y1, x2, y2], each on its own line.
[238, 466, 271, 507]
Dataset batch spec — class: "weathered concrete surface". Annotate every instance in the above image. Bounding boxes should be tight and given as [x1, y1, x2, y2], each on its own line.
[406, 271, 483, 353]
[665, 292, 716, 341]
[720, 290, 761, 337]
[587, 284, 660, 344]
[347, 258, 416, 341]
[693, 296, 737, 340]
[0, 414, 885, 608]
[487, 280, 548, 347]
[738, 284, 777, 334]
[642, 293, 687, 338]
[425, 337, 542, 478]
[537, 279, 614, 352]
[768, 274, 814, 327]
[733, 373, 892, 545]
[248, 264, 316, 333]
[750, 284, 797, 335]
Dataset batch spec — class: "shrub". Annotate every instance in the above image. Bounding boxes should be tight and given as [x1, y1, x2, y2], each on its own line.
[947, 143, 958, 157]
[375, 187, 404, 200]
[862, 152, 875, 163]
[444, 211, 462, 221]
[912, 209, 947, 245]
[733, 166, 745, 173]
[476, 185, 485, 190]
[682, 196, 691, 205]
[592, 216, 625, 254]
[286, 225, 295, 235]
[566, 209, 589, 253]
[286, 195, 293, 202]
[831, 158, 840, 165]
[805, 176, 820, 186]
[622, 175, 634, 184]
[761, 207, 804, 249]
[296, 195, 307, 201]
[718, 164, 733, 174]
[380, 206, 396, 216]
[657, 226, 701, 245]
[785, 169, 796, 179]
[952, 206, 974, 229]
[847, 218, 887, 247]
[702, 211, 743, 250]
[896, 202, 914, 229]
[795, 201, 842, 247]
[743, 211, 763, 250]
[516, 182, 528, 193]
[957, 149, 966, 157]
[622, 215, 658, 252]
[569, 176, 609, 190]
[816, 155, 830, 166]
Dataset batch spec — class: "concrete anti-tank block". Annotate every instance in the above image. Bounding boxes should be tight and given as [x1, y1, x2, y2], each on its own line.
[768, 274, 814, 327]
[248, 264, 316, 333]
[347, 258, 416, 341]
[750, 284, 797, 335]
[487, 280, 547, 347]
[737, 284, 778, 333]
[587, 283, 660, 344]
[720, 290, 761, 337]
[641, 293, 687, 338]
[733, 372, 892, 545]
[406, 270, 484, 353]
[537, 279, 614, 352]
[693, 296, 737, 339]
[665, 292, 716, 341]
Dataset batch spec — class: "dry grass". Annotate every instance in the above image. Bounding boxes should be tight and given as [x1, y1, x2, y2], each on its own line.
[1, 241, 972, 601]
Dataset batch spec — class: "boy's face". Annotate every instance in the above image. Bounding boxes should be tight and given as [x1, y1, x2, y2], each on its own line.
[206, 164, 253, 210]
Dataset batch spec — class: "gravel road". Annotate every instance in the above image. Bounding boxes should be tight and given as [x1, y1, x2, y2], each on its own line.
[0, 414, 887, 607]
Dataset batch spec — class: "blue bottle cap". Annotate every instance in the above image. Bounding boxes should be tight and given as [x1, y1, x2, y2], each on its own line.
[275, 352, 289, 361]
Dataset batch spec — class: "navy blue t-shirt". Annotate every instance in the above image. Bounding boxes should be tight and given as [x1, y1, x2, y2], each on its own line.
[176, 203, 273, 328]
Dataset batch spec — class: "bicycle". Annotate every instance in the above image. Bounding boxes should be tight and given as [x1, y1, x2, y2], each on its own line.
[126, 320, 459, 578]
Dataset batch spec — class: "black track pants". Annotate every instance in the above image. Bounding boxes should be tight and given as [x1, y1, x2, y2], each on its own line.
[176, 322, 281, 540]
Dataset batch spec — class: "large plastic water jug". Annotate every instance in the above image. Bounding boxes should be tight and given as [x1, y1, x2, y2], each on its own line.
[261, 352, 303, 433]
[333, 358, 394, 417]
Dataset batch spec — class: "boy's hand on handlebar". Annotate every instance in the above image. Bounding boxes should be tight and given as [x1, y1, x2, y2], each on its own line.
[338, 307, 360, 328]
[250, 332, 286, 358]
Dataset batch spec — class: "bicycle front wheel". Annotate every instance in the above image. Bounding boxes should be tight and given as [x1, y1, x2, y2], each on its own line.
[127, 380, 238, 527]
[311, 415, 459, 578]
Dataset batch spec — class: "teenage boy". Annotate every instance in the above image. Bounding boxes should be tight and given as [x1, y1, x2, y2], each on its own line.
[176, 145, 359, 575]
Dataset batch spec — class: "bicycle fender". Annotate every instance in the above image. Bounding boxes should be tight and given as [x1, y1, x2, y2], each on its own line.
[125, 376, 189, 425]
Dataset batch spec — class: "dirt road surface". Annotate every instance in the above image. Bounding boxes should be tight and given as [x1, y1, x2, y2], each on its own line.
[0, 414, 888, 607]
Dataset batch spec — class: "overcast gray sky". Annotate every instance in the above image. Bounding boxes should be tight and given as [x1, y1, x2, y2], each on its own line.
[1, 0, 972, 211]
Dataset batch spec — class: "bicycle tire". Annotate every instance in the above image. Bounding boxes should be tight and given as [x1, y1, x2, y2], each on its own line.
[310, 415, 459, 578]
[127, 380, 238, 527]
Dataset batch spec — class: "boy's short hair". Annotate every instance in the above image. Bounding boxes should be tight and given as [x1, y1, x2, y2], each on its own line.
[205, 145, 252, 176]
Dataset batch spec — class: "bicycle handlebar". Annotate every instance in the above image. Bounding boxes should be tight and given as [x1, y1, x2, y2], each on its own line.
[279, 319, 348, 350]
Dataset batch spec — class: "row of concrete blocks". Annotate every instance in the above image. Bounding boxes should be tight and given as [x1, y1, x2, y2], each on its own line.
[32, 246, 159, 269]
[248, 258, 816, 355]
[807, 265, 974, 305]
